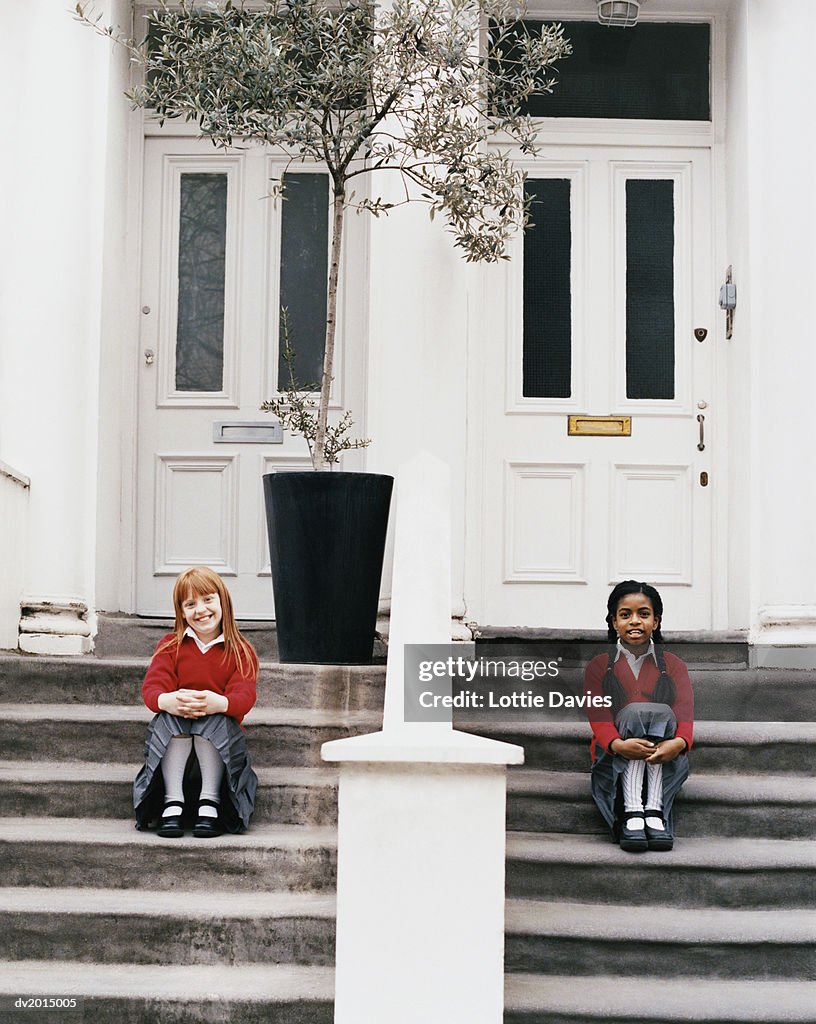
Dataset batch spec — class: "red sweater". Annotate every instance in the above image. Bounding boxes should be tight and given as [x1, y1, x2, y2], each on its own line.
[584, 649, 694, 757]
[142, 634, 258, 725]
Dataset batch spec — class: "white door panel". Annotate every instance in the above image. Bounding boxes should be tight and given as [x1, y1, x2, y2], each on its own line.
[472, 146, 715, 630]
[137, 138, 364, 616]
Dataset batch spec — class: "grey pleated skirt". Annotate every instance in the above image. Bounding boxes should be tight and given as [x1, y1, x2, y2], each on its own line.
[133, 711, 258, 833]
[590, 702, 689, 838]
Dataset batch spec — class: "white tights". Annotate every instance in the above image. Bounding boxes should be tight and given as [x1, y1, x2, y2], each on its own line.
[622, 759, 665, 830]
[161, 735, 224, 817]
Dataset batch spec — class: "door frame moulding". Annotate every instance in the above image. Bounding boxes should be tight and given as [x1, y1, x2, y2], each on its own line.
[465, 4, 730, 630]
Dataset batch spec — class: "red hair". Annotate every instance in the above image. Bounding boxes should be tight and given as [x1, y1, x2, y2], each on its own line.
[157, 566, 258, 679]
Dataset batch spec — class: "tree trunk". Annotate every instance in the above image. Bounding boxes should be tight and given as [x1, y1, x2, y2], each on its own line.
[314, 187, 346, 471]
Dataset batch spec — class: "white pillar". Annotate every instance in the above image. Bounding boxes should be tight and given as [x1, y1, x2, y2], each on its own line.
[730, 0, 816, 662]
[361, 7, 477, 633]
[323, 454, 523, 1024]
[0, 2, 131, 651]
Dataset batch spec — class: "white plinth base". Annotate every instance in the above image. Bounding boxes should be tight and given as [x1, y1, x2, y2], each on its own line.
[750, 607, 816, 667]
[322, 726, 525, 766]
[324, 728, 522, 1024]
[18, 601, 94, 655]
[19, 633, 93, 655]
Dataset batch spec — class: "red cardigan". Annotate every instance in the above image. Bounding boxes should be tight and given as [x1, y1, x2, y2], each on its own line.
[142, 634, 258, 725]
[584, 649, 694, 757]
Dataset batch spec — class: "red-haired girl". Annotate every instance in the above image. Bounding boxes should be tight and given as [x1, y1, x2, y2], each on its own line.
[134, 567, 259, 838]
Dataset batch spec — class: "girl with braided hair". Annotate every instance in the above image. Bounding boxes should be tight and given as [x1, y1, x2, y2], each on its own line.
[584, 581, 693, 852]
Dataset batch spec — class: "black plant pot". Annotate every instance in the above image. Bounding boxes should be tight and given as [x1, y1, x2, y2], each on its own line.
[262, 472, 394, 664]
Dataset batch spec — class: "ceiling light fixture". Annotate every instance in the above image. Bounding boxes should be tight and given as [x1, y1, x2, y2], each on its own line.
[597, 1, 641, 27]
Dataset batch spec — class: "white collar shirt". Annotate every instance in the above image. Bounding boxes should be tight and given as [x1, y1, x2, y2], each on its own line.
[184, 626, 225, 654]
[614, 638, 656, 680]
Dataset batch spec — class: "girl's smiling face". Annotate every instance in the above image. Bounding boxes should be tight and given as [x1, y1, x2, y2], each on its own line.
[181, 590, 223, 644]
[612, 592, 659, 653]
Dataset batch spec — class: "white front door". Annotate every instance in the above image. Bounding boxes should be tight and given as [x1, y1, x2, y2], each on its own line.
[470, 146, 717, 631]
[136, 137, 365, 616]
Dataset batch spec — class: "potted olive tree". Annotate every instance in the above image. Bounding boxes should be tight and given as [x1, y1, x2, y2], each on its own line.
[78, 0, 569, 663]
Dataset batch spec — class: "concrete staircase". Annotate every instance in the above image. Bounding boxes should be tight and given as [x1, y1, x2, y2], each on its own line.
[0, 649, 815, 1021]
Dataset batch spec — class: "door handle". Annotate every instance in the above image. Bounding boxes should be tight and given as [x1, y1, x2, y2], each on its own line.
[697, 414, 705, 452]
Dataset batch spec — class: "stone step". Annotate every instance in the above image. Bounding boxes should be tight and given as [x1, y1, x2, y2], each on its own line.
[0, 653, 386, 710]
[0, 818, 337, 893]
[93, 615, 282, 660]
[2, 962, 814, 1024]
[0, 704, 382, 766]
[4, 886, 814, 982]
[7, 880, 814, 983]
[4, 650, 816, 719]
[504, 832, 816, 908]
[504, 899, 816, 979]
[0, 960, 334, 1024]
[466, 720, 816, 775]
[3, 705, 815, 775]
[0, 887, 336, 966]
[0, 762, 339, 827]
[503, 973, 816, 1023]
[3, 819, 814, 910]
[507, 769, 816, 839]
[475, 629, 751, 667]
[92, 615, 390, 663]
[5, 762, 814, 842]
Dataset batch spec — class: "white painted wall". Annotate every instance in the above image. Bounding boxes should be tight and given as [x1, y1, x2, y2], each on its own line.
[364, 185, 476, 629]
[0, 467, 30, 650]
[95, 2, 140, 616]
[0, 0, 132, 651]
[723, 0, 753, 632]
[6, 0, 815, 649]
[737, 0, 816, 648]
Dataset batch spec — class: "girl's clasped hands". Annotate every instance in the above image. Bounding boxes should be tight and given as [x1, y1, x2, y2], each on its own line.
[157, 688, 228, 718]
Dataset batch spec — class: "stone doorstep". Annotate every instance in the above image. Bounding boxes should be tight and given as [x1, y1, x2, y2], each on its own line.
[93, 615, 388, 663]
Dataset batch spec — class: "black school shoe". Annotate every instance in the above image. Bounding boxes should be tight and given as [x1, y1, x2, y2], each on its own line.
[619, 812, 648, 853]
[157, 801, 185, 838]
[645, 813, 674, 851]
[192, 799, 223, 838]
